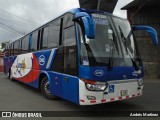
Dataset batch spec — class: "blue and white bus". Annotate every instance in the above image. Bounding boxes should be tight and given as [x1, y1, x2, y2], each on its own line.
[3, 8, 158, 105]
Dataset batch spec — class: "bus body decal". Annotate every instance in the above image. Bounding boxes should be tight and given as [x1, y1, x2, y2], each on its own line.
[12, 53, 40, 83]
[46, 48, 57, 69]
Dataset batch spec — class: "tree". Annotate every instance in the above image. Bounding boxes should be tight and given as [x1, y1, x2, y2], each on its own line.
[0, 41, 10, 49]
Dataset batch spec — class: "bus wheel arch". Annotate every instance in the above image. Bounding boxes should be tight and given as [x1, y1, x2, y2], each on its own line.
[39, 73, 58, 100]
[39, 73, 47, 90]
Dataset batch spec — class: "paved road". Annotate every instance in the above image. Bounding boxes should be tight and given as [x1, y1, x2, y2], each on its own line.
[0, 74, 160, 119]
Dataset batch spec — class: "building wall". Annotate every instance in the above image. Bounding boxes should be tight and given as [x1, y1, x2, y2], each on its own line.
[0, 58, 3, 73]
[0, 59, 4, 73]
[128, 8, 160, 79]
[0, 52, 4, 73]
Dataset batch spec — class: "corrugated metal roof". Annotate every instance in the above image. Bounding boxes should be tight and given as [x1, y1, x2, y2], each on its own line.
[79, 0, 118, 13]
[121, 0, 160, 10]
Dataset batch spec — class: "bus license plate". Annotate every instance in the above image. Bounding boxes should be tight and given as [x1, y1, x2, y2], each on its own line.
[120, 90, 129, 96]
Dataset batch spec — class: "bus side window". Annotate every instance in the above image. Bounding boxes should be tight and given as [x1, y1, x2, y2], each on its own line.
[4, 46, 7, 57]
[52, 18, 64, 73]
[63, 13, 74, 28]
[21, 36, 29, 54]
[19, 39, 22, 54]
[10, 43, 14, 56]
[48, 20, 61, 48]
[7, 45, 10, 57]
[41, 27, 48, 49]
[14, 41, 19, 55]
[63, 25, 78, 76]
[31, 31, 38, 51]
[52, 46, 64, 73]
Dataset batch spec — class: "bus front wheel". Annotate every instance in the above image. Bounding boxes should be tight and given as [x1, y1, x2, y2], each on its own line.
[40, 77, 58, 100]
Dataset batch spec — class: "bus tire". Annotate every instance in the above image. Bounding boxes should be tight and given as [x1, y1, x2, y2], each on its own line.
[40, 76, 58, 100]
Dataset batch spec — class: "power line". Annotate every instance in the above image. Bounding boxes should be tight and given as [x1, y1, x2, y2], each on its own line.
[0, 8, 41, 25]
[0, 17, 38, 26]
[0, 25, 21, 36]
[0, 17, 37, 28]
[0, 21, 24, 35]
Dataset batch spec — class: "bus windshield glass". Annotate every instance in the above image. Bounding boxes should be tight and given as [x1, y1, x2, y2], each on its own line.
[80, 14, 141, 67]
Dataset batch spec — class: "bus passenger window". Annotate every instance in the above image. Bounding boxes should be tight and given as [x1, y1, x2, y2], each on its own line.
[7, 45, 11, 57]
[5, 46, 9, 57]
[31, 31, 38, 51]
[19, 39, 22, 54]
[10, 43, 14, 56]
[63, 14, 74, 28]
[42, 27, 48, 49]
[21, 36, 29, 54]
[48, 20, 60, 48]
[63, 25, 78, 76]
[14, 41, 19, 55]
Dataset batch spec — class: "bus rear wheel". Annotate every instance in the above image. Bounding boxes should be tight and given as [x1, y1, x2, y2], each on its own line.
[40, 76, 58, 100]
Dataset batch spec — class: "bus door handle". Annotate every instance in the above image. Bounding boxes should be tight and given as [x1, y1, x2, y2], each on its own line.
[64, 77, 69, 82]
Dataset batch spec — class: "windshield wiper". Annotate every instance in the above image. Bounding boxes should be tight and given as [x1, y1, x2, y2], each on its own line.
[108, 49, 113, 71]
[119, 26, 140, 71]
[119, 26, 128, 55]
[112, 31, 120, 55]
[107, 40, 114, 71]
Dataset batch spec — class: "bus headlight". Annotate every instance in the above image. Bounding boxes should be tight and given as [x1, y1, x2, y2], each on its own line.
[137, 78, 143, 86]
[81, 78, 108, 91]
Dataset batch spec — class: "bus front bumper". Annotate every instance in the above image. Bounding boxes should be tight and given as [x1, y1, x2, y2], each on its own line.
[79, 79, 143, 105]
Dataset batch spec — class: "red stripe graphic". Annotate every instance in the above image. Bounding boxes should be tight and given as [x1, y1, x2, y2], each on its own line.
[17, 54, 40, 83]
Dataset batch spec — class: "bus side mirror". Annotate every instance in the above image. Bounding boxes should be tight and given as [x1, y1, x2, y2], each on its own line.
[132, 25, 158, 45]
[74, 12, 96, 39]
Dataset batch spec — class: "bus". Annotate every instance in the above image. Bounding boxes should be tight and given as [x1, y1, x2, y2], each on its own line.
[3, 8, 158, 105]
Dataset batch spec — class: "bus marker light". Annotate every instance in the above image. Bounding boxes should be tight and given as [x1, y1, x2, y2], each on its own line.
[118, 96, 122, 100]
[80, 99, 85, 102]
[137, 93, 140, 96]
[110, 98, 115, 101]
[101, 99, 106, 102]
[81, 78, 96, 84]
[126, 96, 129, 99]
[90, 100, 96, 103]
[137, 78, 143, 86]
[132, 94, 135, 97]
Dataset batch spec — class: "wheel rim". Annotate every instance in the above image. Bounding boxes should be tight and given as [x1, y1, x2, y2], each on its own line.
[44, 81, 51, 95]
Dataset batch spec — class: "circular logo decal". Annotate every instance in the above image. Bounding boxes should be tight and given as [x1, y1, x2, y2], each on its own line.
[94, 70, 104, 76]
[39, 55, 45, 65]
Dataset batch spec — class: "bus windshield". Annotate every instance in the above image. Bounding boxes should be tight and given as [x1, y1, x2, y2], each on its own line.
[80, 14, 142, 67]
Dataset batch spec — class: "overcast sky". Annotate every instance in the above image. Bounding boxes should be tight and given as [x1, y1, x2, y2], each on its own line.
[0, 0, 133, 44]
